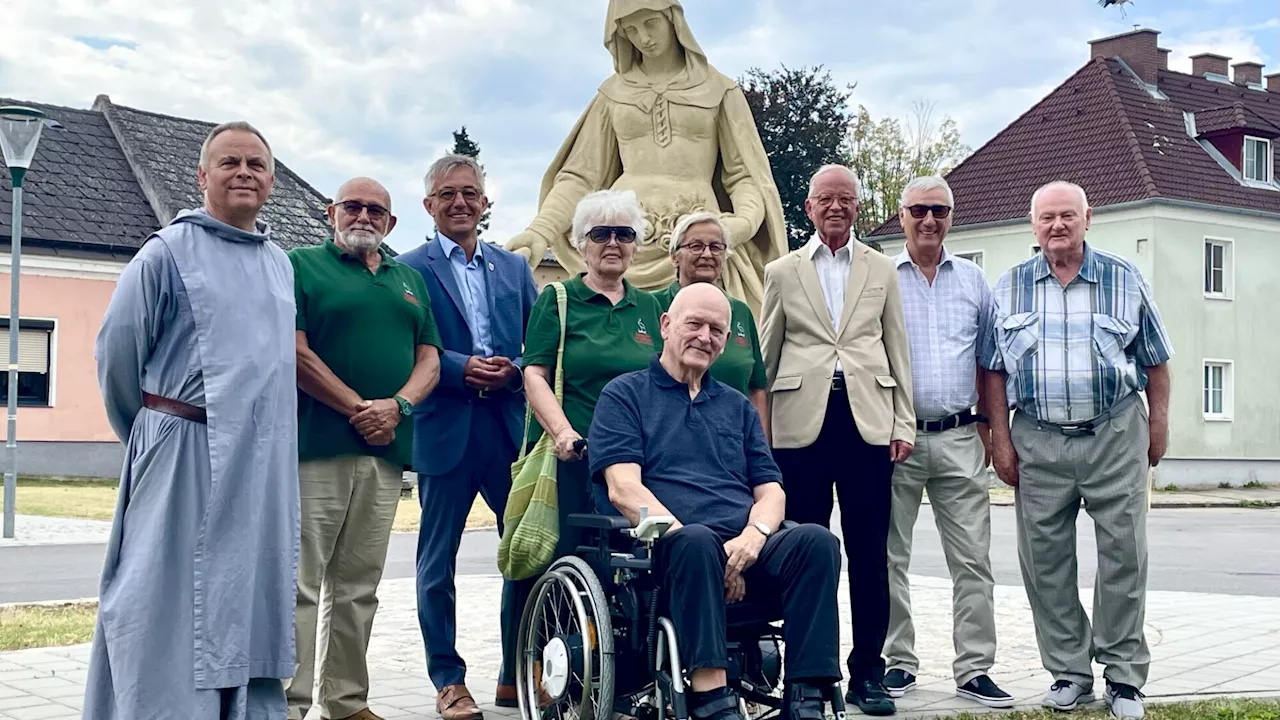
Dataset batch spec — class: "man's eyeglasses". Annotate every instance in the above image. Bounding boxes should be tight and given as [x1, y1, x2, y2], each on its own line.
[586, 226, 638, 244]
[906, 204, 952, 219]
[813, 194, 858, 208]
[678, 241, 727, 256]
[432, 187, 483, 204]
[337, 201, 389, 220]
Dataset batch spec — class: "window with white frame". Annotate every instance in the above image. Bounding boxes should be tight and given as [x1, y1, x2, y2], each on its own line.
[1203, 237, 1233, 298]
[1203, 360, 1233, 420]
[1243, 136, 1272, 183]
[955, 250, 984, 269]
[0, 319, 53, 407]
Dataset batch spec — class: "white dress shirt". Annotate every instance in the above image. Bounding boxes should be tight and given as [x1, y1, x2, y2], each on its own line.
[806, 234, 853, 372]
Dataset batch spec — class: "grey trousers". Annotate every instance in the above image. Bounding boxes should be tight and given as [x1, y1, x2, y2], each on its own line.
[885, 423, 997, 685]
[1013, 396, 1151, 689]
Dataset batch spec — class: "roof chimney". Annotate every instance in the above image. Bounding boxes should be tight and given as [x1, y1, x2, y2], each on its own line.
[1267, 73, 1280, 93]
[1232, 62, 1263, 86]
[1191, 53, 1230, 79]
[1089, 28, 1161, 85]
[1158, 47, 1171, 70]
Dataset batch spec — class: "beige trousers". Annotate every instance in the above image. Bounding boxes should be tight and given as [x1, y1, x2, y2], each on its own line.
[1013, 397, 1151, 689]
[885, 423, 998, 685]
[286, 455, 403, 720]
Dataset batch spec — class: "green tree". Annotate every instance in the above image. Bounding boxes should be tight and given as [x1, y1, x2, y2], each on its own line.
[849, 101, 971, 240]
[449, 126, 492, 236]
[741, 65, 854, 250]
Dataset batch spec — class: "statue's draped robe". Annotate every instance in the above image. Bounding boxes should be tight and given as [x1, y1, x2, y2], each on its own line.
[84, 209, 300, 720]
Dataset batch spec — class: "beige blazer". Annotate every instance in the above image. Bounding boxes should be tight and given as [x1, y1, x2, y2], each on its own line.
[760, 239, 915, 449]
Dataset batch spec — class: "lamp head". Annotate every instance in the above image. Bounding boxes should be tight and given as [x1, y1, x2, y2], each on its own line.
[0, 107, 49, 182]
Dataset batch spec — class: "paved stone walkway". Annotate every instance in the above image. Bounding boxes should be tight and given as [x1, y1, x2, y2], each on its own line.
[0, 516, 111, 548]
[4, 574, 1280, 719]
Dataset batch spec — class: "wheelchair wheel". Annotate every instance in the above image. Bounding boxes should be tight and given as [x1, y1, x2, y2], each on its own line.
[515, 558, 615, 720]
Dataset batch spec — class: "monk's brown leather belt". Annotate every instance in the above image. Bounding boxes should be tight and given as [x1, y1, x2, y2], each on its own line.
[142, 392, 207, 424]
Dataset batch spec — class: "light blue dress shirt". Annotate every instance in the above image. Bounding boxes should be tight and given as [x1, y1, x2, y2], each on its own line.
[436, 233, 492, 356]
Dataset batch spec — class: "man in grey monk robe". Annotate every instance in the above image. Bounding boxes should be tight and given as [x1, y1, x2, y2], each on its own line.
[84, 121, 300, 719]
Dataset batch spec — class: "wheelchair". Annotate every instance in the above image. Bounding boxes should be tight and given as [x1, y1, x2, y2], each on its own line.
[512, 508, 848, 720]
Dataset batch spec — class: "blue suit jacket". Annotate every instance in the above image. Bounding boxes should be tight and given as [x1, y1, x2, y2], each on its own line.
[398, 236, 539, 477]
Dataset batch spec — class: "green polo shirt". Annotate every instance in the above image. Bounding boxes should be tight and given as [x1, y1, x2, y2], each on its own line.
[650, 282, 766, 397]
[523, 274, 665, 443]
[290, 239, 442, 468]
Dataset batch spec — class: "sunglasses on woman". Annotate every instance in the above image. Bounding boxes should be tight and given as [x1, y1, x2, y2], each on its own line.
[586, 226, 638, 243]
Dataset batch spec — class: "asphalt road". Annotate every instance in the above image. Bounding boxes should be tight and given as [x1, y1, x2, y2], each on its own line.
[3, 507, 1279, 604]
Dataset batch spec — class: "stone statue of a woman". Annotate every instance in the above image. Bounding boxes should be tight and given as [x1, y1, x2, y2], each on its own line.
[506, 0, 787, 315]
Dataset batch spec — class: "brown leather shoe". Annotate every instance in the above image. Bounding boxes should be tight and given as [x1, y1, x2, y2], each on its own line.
[333, 709, 385, 720]
[495, 683, 518, 708]
[438, 684, 484, 720]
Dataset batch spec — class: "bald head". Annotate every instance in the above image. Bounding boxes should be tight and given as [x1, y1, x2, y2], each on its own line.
[661, 283, 731, 377]
[328, 176, 397, 255]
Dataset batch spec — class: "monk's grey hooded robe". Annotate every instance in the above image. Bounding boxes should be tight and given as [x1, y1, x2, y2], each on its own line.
[84, 208, 300, 719]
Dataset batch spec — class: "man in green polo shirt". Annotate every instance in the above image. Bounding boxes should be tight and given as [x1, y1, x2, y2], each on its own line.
[652, 211, 769, 435]
[287, 177, 443, 720]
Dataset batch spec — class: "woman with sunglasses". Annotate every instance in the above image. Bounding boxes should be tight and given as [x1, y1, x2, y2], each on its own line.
[521, 189, 666, 554]
[651, 211, 769, 436]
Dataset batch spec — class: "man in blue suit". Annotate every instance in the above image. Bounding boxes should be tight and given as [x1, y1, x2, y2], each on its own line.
[398, 154, 539, 720]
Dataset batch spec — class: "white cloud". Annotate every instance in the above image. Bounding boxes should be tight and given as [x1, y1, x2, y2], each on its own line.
[2, 0, 1275, 253]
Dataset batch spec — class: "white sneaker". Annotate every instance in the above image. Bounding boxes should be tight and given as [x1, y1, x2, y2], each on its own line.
[1105, 681, 1146, 719]
[1042, 680, 1095, 711]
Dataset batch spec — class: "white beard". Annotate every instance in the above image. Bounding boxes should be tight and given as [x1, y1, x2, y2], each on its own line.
[338, 227, 382, 253]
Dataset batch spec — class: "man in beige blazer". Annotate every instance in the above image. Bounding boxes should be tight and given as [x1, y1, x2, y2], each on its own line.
[760, 164, 915, 717]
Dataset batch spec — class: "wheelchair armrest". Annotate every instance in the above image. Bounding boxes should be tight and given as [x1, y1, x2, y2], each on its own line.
[781, 520, 800, 531]
[626, 515, 676, 542]
[566, 513, 633, 530]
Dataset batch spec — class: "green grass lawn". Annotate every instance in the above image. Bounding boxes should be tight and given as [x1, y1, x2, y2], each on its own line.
[0, 602, 97, 651]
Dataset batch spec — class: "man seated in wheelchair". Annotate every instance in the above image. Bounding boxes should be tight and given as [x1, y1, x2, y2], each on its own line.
[588, 283, 843, 720]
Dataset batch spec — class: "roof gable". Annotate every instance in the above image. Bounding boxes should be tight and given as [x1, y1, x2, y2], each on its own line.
[871, 55, 1280, 237]
[0, 95, 331, 253]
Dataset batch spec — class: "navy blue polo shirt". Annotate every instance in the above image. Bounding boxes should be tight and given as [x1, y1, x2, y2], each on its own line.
[588, 355, 782, 541]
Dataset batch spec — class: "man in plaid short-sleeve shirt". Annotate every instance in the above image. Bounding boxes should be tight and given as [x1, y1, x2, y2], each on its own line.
[981, 181, 1173, 720]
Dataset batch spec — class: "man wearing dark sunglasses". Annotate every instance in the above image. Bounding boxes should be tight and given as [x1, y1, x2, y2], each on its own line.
[288, 177, 444, 720]
[885, 176, 1011, 710]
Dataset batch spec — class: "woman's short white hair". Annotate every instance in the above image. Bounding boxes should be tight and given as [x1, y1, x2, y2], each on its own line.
[669, 211, 733, 259]
[570, 190, 648, 250]
[899, 175, 954, 209]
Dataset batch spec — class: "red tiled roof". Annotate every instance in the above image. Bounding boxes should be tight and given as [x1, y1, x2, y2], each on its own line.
[871, 57, 1280, 237]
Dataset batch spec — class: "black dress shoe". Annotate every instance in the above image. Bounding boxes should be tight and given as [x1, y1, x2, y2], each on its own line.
[844, 680, 895, 716]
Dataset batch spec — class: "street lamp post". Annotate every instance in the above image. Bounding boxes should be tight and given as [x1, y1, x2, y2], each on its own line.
[0, 106, 48, 540]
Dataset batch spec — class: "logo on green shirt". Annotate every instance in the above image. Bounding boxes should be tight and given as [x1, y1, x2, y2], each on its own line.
[635, 318, 652, 345]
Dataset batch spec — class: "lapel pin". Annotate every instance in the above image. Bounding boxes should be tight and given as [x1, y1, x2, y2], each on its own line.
[488, 262, 495, 272]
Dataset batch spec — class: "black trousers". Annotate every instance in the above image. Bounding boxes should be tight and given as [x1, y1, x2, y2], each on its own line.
[656, 523, 842, 683]
[773, 392, 894, 684]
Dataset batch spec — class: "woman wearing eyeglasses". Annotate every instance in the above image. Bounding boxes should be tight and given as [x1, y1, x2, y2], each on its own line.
[521, 189, 666, 548]
[651, 211, 769, 436]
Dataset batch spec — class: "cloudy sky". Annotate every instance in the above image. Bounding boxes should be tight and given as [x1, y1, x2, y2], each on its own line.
[3, 0, 1277, 253]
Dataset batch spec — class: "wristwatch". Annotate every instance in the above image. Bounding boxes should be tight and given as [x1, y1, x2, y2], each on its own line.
[749, 521, 772, 538]
[393, 395, 413, 417]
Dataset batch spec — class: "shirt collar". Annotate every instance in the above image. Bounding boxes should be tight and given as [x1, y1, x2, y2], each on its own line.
[436, 232, 484, 263]
[893, 246, 954, 269]
[806, 233, 854, 260]
[648, 354, 722, 398]
[326, 237, 394, 269]
[1032, 242, 1099, 283]
[571, 273, 638, 307]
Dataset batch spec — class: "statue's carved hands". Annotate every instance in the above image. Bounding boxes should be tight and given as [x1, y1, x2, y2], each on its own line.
[720, 214, 756, 250]
[507, 229, 551, 269]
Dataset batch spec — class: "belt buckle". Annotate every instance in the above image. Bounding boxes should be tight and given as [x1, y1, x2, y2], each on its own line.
[1057, 422, 1095, 437]
[477, 387, 489, 399]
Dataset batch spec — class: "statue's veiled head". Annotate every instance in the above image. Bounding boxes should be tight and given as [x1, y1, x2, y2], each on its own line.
[605, 0, 708, 79]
